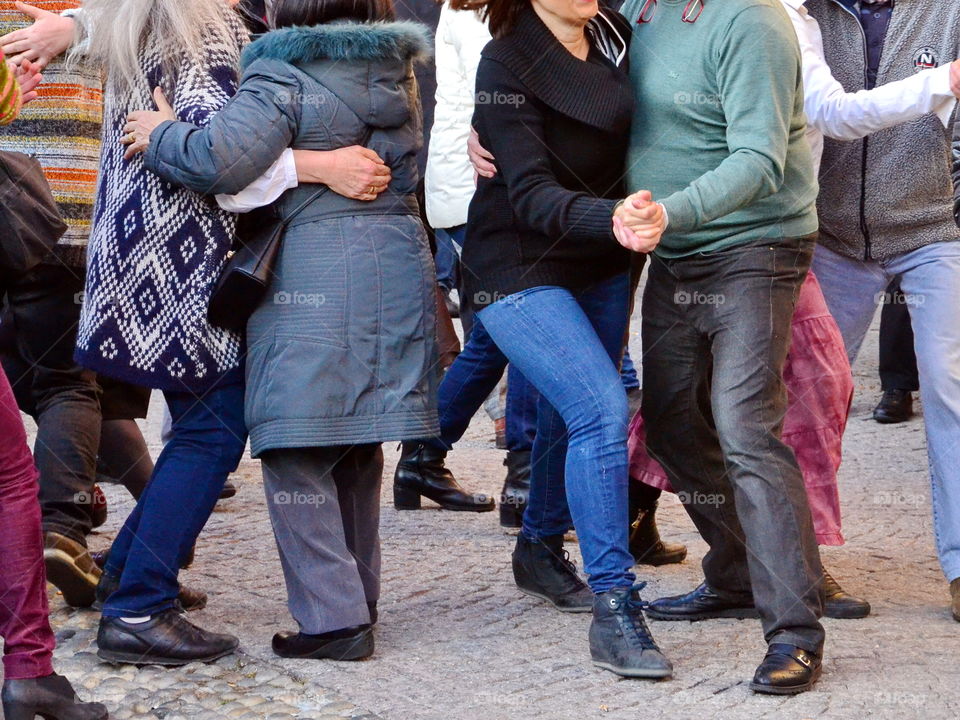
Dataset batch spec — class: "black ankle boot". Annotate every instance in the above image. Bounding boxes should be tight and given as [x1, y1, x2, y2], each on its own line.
[512, 534, 593, 612]
[500, 450, 531, 528]
[2, 674, 108, 720]
[393, 442, 495, 512]
[590, 584, 673, 679]
[628, 485, 687, 567]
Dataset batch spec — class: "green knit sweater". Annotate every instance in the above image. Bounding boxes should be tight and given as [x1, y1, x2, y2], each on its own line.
[620, 0, 819, 258]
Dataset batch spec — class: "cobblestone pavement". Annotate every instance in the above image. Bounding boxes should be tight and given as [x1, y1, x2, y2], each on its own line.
[6, 309, 960, 720]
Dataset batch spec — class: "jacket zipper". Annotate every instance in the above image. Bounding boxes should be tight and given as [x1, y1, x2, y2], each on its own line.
[828, 0, 873, 260]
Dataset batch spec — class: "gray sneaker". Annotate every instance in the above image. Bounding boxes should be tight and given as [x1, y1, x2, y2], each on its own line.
[589, 584, 673, 679]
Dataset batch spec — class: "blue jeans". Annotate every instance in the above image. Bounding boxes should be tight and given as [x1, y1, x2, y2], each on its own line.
[103, 369, 247, 617]
[479, 274, 635, 593]
[813, 242, 960, 582]
[435, 226, 464, 292]
[425, 317, 538, 453]
[620, 347, 640, 391]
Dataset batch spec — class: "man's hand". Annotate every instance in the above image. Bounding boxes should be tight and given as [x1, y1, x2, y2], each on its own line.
[468, 127, 496, 181]
[613, 191, 665, 253]
[121, 87, 176, 160]
[12, 57, 41, 104]
[293, 146, 391, 201]
[0, 2, 76, 71]
[951, 59, 960, 99]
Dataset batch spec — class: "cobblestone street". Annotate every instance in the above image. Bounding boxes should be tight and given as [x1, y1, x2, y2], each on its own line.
[8, 309, 960, 720]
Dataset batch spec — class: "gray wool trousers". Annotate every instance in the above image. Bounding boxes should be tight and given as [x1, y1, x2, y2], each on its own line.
[261, 444, 383, 634]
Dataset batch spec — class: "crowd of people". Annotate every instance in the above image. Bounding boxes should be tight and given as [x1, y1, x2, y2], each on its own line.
[1, 0, 959, 716]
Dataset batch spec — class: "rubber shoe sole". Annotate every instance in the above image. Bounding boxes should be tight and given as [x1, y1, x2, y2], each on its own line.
[592, 659, 673, 679]
[516, 585, 592, 613]
[646, 606, 760, 622]
[44, 549, 100, 608]
[96, 643, 237, 667]
[750, 664, 822, 695]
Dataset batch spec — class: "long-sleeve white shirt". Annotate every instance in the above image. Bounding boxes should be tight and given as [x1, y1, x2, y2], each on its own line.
[782, 0, 956, 172]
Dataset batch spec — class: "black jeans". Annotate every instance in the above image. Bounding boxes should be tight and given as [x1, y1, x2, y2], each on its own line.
[641, 237, 825, 653]
[878, 279, 920, 392]
[0, 263, 101, 545]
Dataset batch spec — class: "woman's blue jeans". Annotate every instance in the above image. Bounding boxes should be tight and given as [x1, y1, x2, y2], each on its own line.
[478, 274, 636, 593]
[102, 368, 247, 617]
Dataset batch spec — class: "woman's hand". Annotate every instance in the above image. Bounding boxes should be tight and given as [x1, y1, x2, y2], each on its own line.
[12, 57, 41, 103]
[468, 127, 497, 181]
[613, 191, 665, 253]
[292, 146, 392, 201]
[121, 87, 176, 160]
[0, 2, 76, 70]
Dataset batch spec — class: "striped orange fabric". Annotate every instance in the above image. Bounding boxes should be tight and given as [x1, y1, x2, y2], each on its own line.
[0, 1, 103, 262]
[0, 48, 21, 125]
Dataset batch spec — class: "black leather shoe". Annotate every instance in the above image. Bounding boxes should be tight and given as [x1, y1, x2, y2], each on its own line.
[2, 673, 108, 720]
[513, 534, 593, 612]
[97, 609, 238, 666]
[500, 450, 531, 528]
[646, 582, 758, 621]
[823, 569, 870, 619]
[628, 500, 687, 567]
[43, 532, 102, 608]
[272, 625, 374, 660]
[589, 584, 672, 679]
[95, 573, 208, 613]
[219, 480, 237, 500]
[393, 442, 495, 512]
[750, 643, 822, 695]
[873, 389, 914, 424]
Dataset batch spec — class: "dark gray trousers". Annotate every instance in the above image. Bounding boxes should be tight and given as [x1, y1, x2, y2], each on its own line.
[261, 444, 383, 634]
[641, 237, 825, 653]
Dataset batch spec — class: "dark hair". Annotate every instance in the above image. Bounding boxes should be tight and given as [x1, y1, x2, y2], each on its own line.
[269, 0, 396, 27]
[449, 0, 525, 38]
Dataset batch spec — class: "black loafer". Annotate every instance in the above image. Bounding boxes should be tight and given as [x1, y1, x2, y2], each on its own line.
[750, 643, 822, 695]
[272, 625, 374, 661]
[873, 389, 914, 424]
[646, 581, 758, 621]
[97, 609, 238, 666]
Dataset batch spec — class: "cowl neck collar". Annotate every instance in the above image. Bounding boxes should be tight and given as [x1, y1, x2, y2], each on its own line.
[481, 6, 634, 131]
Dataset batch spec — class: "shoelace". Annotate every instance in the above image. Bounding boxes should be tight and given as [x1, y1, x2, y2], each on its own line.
[619, 582, 661, 651]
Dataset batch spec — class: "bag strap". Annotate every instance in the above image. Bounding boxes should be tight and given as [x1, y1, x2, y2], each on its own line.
[277, 125, 377, 229]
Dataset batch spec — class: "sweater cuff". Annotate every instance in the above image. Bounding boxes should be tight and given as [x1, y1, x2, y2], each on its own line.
[660, 194, 695, 234]
[568, 196, 619, 242]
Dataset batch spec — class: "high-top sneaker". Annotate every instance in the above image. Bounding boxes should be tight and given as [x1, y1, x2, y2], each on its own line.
[590, 584, 673, 678]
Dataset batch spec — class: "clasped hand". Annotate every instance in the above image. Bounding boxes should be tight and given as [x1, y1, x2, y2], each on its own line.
[613, 191, 665, 253]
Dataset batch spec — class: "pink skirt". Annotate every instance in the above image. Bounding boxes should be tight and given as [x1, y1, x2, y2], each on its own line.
[628, 272, 852, 546]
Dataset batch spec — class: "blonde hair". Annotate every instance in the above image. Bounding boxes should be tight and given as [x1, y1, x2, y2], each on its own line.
[76, 0, 238, 92]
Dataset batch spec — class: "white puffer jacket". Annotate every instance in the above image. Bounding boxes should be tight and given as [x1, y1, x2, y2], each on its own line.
[424, 4, 491, 230]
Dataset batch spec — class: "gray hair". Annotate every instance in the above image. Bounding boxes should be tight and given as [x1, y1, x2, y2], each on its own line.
[76, 0, 238, 92]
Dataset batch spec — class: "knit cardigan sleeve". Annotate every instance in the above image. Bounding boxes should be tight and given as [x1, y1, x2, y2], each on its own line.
[473, 58, 620, 243]
[0, 51, 22, 125]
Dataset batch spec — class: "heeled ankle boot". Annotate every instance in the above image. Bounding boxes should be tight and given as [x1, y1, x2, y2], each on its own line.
[500, 450, 531, 528]
[393, 442, 495, 512]
[628, 484, 687, 567]
[2, 674, 108, 720]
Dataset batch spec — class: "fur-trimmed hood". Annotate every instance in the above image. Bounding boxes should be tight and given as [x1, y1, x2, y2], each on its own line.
[240, 21, 432, 70]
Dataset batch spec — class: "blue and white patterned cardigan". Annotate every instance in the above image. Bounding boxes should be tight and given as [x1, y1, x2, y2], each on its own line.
[76, 10, 246, 392]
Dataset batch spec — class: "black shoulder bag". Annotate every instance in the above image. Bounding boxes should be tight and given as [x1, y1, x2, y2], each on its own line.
[0, 151, 67, 285]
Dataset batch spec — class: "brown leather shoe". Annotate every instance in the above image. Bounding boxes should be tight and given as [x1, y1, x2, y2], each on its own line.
[951, 579, 960, 623]
[43, 532, 102, 608]
[823, 569, 871, 619]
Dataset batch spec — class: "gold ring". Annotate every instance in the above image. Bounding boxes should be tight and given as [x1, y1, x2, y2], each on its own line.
[368, 185, 377, 195]
[123, 133, 135, 144]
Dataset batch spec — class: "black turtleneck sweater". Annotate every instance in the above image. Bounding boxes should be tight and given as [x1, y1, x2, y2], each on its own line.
[461, 7, 635, 307]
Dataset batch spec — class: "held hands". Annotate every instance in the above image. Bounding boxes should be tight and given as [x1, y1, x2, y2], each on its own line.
[121, 87, 176, 160]
[0, 2, 76, 71]
[613, 190, 665, 253]
[293, 146, 392, 201]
